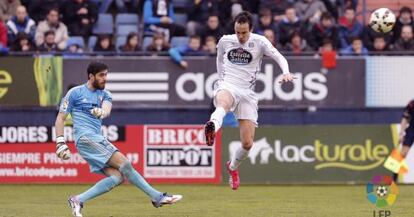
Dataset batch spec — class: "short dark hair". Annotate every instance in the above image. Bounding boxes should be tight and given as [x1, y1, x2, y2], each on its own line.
[234, 11, 253, 30]
[189, 35, 201, 41]
[87, 61, 108, 78]
[44, 30, 55, 37]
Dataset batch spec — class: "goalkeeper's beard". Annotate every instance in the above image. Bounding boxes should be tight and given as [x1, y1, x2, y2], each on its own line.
[93, 79, 105, 90]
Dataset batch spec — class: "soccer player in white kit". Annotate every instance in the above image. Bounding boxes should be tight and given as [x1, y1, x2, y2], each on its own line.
[204, 11, 295, 190]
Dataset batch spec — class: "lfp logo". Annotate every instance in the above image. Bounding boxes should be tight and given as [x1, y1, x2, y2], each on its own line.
[367, 175, 399, 217]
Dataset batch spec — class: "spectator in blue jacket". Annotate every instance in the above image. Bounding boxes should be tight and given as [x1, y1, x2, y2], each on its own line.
[338, 7, 363, 48]
[340, 37, 368, 56]
[143, 0, 186, 40]
[6, 5, 36, 45]
[168, 35, 206, 69]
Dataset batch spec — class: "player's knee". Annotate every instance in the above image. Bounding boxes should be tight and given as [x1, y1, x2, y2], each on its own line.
[241, 141, 253, 150]
[119, 161, 133, 175]
[110, 174, 124, 186]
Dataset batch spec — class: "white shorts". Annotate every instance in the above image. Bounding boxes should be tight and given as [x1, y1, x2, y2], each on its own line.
[213, 81, 259, 125]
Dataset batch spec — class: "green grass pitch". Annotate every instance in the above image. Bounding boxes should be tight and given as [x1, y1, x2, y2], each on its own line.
[0, 184, 413, 217]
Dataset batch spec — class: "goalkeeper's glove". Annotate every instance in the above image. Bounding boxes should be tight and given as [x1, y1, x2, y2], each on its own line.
[56, 136, 71, 160]
[90, 107, 107, 119]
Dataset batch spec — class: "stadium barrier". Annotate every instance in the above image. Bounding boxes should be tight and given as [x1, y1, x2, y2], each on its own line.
[0, 125, 221, 184]
[221, 124, 414, 184]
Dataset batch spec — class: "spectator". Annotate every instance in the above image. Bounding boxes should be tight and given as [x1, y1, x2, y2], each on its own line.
[61, 0, 98, 39]
[0, 0, 21, 22]
[35, 8, 68, 51]
[307, 12, 340, 50]
[93, 34, 115, 53]
[90, 0, 113, 13]
[119, 32, 141, 52]
[259, 0, 293, 22]
[392, 25, 414, 52]
[283, 31, 312, 55]
[112, 0, 139, 13]
[146, 32, 170, 54]
[340, 37, 368, 56]
[338, 7, 363, 48]
[37, 30, 60, 52]
[143, 0, 186, 40]
[219, 0, 248, 34]
[10, 31, 35, 52]
[203, 35, 217, 55]
[278, 7, 305, 46]
[168, 35, 206, 68]
[197, 13, 224, 44]
[370, 35, 390, 54]
[26, 0, 61, 23]
[263, 28, 279, 48]
[187, 0, 219, 36]
[65, 39, 84, 55]
[393, 6, 414, 43]
[6, 5, 35, 44]
[0, 20, 8, 54]
[295, 0, 327, 24]
[254, 8, 278, 36]
[317, 38, 336, 55]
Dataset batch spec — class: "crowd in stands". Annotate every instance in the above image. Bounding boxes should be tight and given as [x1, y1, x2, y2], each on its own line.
[1, 0, 414, 65]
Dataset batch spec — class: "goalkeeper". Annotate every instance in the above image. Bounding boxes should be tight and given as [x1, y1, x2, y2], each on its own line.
[54, 61, 182, 217]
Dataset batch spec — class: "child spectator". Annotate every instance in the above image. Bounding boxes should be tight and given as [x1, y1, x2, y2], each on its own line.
[168, 35, 206, 68]
[10, 32, 35, 52]
[93, 34, 115, 53]
[340, 37, 368, 56]
[146, 32, 170, 54]
[119, 32, 141, 52]
[37, 30, 60, 52]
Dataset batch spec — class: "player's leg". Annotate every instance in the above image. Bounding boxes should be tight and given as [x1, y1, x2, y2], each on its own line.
[68, 167, 123, 217]
[76, 167, 124, 203]
[226, 120, 255, 190]
[107, 151, 182, 207]
[230, 119, 255, 169]
[205, 89, 234, 146]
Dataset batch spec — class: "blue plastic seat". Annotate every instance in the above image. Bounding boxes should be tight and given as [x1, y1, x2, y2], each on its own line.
[115, 13, 139, 25]
[116, 25, 138, 36]
[93, 13, 114, 35]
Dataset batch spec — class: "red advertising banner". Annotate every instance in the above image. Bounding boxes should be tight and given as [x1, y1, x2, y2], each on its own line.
[142, 125, 221, 184]
[0, 125, 221, 184]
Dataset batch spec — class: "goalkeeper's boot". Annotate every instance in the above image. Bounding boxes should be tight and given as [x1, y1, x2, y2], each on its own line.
[226, 161, 240, 190]
[68, 196, 83, 217]
[151, 192, 183, 208]
[204, 121, 216, 146]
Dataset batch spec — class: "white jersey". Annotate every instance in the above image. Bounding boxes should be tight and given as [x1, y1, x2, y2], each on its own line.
[216, 33, 290, 89]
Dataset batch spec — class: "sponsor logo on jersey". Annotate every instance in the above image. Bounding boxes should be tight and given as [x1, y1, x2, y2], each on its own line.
[227, 48, 253, 65]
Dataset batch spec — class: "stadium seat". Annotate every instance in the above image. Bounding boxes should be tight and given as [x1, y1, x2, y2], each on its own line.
[116, 36, 127, 51]
[174, 13, 187, 27]
[142, 37, 152, 51]
[67, 36, 85, 49]
[88, 36, 97, 50]
[115, 13, 139, 25]
[170, 36, 188, 47]
[93, 13, 114, 35]
[172, 0, 188, 8]
[116, 25, 138, 36]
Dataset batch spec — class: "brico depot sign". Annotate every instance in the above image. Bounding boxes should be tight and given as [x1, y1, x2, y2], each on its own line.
[0, 125, 221, 184]
[63, 57, 365, 108]
[142, 125, 221, 184]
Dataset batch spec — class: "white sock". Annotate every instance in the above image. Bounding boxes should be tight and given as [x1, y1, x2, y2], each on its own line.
[210, 107, 226, 133]
[230, 147, 250, 170]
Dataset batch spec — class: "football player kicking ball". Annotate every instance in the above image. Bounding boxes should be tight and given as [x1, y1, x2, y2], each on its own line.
[55, 62, 182, 217]
[204, 11, 295, 190]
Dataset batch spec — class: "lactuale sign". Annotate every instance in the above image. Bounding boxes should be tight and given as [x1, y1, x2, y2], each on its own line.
[222, 125, 395, 184]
